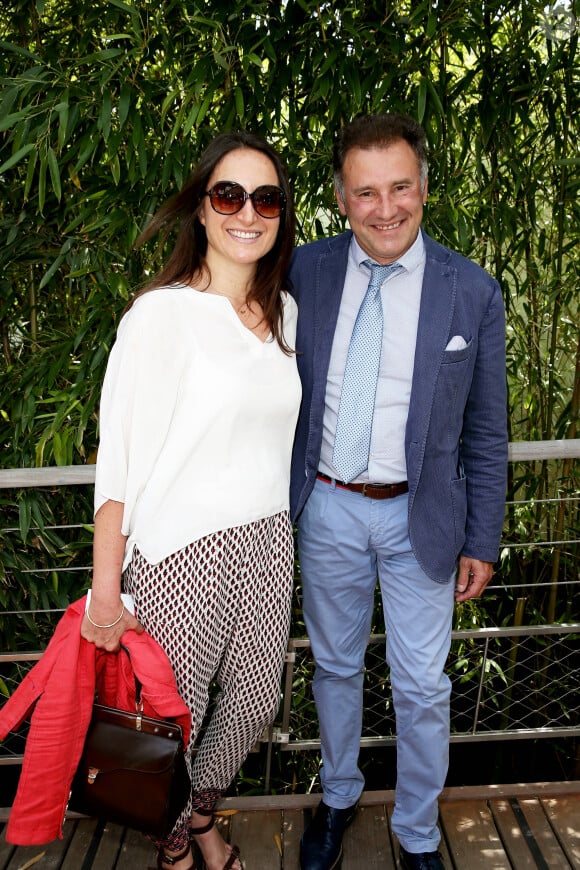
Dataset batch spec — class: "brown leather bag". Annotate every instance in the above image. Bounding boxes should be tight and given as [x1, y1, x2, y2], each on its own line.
[70, 648, 190, 837]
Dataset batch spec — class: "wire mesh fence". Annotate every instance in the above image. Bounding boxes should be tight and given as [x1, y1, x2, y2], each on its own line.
[1, 446, 579, 783]
[281, 625, 580, 750]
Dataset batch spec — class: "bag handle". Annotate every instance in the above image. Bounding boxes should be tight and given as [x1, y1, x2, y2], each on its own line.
[119, 643, 144, 712]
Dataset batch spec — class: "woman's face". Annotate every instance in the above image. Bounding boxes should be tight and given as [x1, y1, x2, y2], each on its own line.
[198, 148, 281, 271]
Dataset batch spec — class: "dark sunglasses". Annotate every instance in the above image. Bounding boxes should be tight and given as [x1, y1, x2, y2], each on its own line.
[204, 181, 286, 219]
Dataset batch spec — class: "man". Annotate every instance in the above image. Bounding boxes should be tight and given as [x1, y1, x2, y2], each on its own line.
[289, 114, 508, 870]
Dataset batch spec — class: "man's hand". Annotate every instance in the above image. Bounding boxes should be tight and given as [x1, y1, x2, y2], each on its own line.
[454, 556, 495, 602]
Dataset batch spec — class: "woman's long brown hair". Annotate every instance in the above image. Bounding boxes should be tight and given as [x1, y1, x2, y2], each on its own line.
[131, 132, 295, 352]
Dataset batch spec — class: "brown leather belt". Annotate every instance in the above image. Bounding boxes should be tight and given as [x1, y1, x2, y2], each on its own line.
[316, 472, 409, 500]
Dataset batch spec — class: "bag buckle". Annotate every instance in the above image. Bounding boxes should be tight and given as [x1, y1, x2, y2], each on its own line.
[135, 699, 144, 731]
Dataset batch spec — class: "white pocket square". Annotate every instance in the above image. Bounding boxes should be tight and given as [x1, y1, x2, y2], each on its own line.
[445, 335, 468, 351]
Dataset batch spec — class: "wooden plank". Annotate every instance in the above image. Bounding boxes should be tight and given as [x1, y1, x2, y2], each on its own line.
[517, 797, 572, 868]
[5, 819, 76, 869]
[2, 789, 580, 868]
[218, 793, 329, 811]
[215, 780, 580, 812]
[437, 830, 453, 870]
[344, 804, 394, 869]
[90, 821, 125, 868]
[115, 825, 157, 868]
[0, 824, 16, 870]
[439, 780, 580, 802]
[2, 783, 574, 822]
[541, 795, 580, 869]
[490, 798, 538, 868]
[440, 798, 510, 869]
[6, 848, 53, 870]
[228, 810, 282, 868]
[281, 809, 302, 869]
[61, 817, 99, 869]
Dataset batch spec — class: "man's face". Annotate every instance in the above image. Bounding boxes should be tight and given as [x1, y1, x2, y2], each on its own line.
[336, 140, 427, 264]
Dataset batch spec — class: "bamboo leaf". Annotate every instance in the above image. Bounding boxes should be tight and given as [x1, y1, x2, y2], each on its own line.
[0, 143, 35, 173]
[425, 77, 445, 119]
[110, 153, 121, 185]
[19, 496, 32, 543]
[196, 89, 214, 126]
[0, 39, 39, 61]
[57, 99, 69, 150]
[99, 92, 112, 140]
[23, 148, 38, 200]
[39, 253, 66, 289]
[417, 78, 427, 123]
[183, 102, 200, 137]
[107, 0, 139, 15]
[47, 146, 61, 201]
[38, 153, 47, 212]
[234, 86, 244, 119]
[119, 82, 132, 126]
[0, 86, 19, 122]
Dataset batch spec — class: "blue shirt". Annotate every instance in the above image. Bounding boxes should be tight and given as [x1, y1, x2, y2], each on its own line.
[319, 230, 425, 483]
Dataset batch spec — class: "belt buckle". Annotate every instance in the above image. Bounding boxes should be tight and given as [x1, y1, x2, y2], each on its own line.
[361, 482, 372, 497]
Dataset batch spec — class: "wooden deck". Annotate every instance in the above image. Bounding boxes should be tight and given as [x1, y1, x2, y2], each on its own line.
[1, 782, 579, 869]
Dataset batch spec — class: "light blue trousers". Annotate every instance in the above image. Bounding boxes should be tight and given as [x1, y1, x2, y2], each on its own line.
[297, 478, 455, 853]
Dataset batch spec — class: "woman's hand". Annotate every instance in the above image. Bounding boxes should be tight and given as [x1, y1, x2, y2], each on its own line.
[85, 500, 142, 651]
[81, 601, 144, 652]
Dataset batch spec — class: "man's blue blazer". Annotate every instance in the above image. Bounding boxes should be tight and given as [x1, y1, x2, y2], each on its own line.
[288, 229, 508, 583]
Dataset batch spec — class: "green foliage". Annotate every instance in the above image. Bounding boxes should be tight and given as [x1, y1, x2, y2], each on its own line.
[0, 484, 93, 649]
[0, 0, 579, 628]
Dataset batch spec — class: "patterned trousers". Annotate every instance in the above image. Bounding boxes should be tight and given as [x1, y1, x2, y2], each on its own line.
[124, 510, 294, 847]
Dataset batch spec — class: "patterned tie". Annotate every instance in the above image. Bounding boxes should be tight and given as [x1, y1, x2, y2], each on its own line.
[332, 259, 402, 483]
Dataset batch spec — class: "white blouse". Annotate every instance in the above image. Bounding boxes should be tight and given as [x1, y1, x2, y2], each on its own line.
[94, 284, 301, 569]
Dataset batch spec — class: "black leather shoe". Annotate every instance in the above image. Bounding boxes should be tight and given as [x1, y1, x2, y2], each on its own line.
[399, 845, 445, 869]
[300, 800, 357, 869]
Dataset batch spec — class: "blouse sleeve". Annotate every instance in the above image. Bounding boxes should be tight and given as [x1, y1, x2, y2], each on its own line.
[94, 292, 187, 534]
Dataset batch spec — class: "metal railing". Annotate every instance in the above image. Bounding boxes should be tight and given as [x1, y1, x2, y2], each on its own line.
[280, 624, 580, 750]
[1, 439, 579, 780]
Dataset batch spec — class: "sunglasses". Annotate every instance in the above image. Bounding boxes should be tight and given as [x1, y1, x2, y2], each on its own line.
[204, 181, 286, 219]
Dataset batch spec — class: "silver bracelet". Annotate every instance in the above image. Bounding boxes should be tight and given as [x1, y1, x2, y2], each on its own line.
[86, 603, 125, 629]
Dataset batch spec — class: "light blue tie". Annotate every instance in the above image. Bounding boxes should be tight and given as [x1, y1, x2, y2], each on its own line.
[332, 259, 402, 483]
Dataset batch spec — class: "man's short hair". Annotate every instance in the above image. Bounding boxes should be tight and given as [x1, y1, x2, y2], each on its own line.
[333, 113, 429, 197]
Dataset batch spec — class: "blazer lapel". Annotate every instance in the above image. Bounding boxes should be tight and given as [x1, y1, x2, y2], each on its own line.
[310, 233, 351, 413]
[407, 236, 457, 457]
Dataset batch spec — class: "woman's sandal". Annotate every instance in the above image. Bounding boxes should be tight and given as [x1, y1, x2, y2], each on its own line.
[156, 841, 195, 869]
[190, 811, 241, 870]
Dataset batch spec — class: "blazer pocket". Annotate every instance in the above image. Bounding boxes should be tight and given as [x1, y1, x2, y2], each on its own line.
[441, 338, 473, 364]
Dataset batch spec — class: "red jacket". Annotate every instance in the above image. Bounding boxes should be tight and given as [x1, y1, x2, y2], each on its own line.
[0, 596, 191, 845]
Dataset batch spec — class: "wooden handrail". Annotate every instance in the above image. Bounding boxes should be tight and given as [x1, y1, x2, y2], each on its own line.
[0, 465, 95, 488]
[0, 439, 579, 489]
[508, 438, 580, 461]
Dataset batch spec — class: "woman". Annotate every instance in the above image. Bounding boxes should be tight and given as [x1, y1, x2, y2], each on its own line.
[81, 132, 301, 870]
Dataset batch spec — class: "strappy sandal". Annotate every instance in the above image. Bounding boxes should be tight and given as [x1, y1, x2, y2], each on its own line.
[156, 841, 194, 869]
[190, 810, 241, 870]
